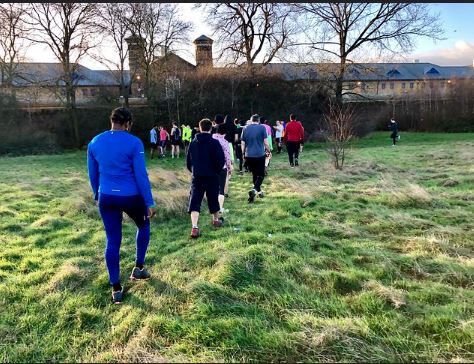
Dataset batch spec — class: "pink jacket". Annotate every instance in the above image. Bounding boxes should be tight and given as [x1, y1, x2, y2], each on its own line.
[212, 134, 232, 171]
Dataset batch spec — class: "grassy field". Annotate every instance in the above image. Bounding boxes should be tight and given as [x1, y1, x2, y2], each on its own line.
[0, 132, 473, 362]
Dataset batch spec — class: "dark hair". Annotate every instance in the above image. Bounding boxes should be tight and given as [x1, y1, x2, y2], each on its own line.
[172, 121, 178, 127]
[199, 118, 212, 132]
[153, 124, 157, 128]
[217, 123, 227, 135]
[259, 116, 267, 124]
[214, 114, 224, 124]
[290, 114, 296, 121]
[234, 118, 240, 125]
[110, 107, 132, 125]
[240, 119, 246, 127]
[251, 114, 259, 122]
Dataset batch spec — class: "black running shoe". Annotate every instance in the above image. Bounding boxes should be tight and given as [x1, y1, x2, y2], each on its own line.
[248, 189, 256, 203]
[112, 288, 124, 304]
[295, 159, 299, 166]
[130, 267, 151, 281]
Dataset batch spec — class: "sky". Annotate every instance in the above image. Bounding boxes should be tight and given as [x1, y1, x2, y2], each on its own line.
[26, 3, 474, 69]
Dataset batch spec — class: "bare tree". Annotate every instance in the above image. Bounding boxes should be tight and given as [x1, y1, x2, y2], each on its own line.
[200, 3, 296, 68]
[0, 3, 30, 93]
[94, 3, 131, 106]
[323, 102, 355, 170]
[126, 3, 192, 99]
[28, 3, 100, 148]
[294, 3, 444, 106]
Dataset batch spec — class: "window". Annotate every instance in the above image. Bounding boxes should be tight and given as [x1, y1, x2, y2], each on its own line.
[401, 82, 406, 89]
[410, 82, 414, 89]
[386, 69, 401, 77]
[390, 82, 395, 89]
[429, 82, 434, 89]
[90, 88, 97, 96]
[440, 82, 445, 88]
[381, 83, 386, 90]
[82, 88, 89, 97]
[425, 67, 440, 75]
[421, 82, 425, 89]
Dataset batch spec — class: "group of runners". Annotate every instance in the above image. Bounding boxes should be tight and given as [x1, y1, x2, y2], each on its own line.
[87, 107, 305, 304]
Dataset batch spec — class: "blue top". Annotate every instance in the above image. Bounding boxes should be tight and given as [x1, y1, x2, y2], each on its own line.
[87, 130, 156, 207]
[241, 124, 267, 158]
[150, 128, 157, 143]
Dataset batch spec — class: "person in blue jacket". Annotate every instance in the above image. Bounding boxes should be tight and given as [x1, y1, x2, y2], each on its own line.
[87, 107, 157, 304]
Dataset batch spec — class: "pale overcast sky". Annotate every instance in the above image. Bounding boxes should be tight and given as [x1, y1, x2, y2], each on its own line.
[26, 3, 474, 69]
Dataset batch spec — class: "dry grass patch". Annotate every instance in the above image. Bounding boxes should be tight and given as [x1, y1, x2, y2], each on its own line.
[362, 280, 406, 308]
[46, 261, 88, 292]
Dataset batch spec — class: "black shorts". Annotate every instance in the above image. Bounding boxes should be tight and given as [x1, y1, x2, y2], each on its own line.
[150, 142, 158, 150]
[184, 140, 190, 147]
[160, 140, 167, 148]
[218, 168, 228, 195]
[172, 139, 181, 146]
[188, 176, 220, 214]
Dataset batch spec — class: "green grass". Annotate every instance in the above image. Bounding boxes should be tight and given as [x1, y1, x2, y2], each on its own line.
[0, 132, 473, 362]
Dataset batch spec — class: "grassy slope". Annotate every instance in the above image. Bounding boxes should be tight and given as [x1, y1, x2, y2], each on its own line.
[0, 132, 473, 362]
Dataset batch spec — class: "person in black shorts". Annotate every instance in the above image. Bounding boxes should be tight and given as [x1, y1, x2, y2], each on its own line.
[170, 122, 181, 158]
[187, 119, 225, 238]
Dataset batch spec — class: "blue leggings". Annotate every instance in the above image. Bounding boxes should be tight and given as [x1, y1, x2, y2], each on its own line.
[98, 194, 150, 286]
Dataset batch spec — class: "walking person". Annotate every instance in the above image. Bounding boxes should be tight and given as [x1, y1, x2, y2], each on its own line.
[191, 124, 199, 141]
[149, 124, 158, 160]
[187, 118, 226, 238]
[182, 124, 192, 155]
[241, 114, 272, 203]
[389, 118, 399, 146]
[273, 120, 284, 154]
[260, 116, 273, 176]
[170, 122, 181, 158]
[159, 126, 169, 158]
[87, 107, 157, 305]
[234, 118, 244, 174]
[284, 114, 305, 167]
[213, 123, 233, 218]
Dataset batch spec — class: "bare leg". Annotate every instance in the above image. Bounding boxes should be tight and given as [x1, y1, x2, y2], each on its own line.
[212, 211, 220, 222]
[176, 146, 180, 158]
[191, 211, 199, 227]
[218, 194, 225, 211]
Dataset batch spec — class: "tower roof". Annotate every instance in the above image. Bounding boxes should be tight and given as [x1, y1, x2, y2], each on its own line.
[194, 34, 213, 44]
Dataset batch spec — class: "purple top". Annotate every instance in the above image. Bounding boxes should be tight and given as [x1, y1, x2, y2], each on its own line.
[263, 124, 272, 137]
[212, 133, 232, 171]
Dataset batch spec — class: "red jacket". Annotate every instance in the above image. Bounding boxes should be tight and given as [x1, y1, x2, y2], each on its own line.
[284, 120, 304, 142]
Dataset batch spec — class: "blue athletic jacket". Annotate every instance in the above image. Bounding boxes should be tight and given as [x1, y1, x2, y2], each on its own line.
[87, 130, 156, 207]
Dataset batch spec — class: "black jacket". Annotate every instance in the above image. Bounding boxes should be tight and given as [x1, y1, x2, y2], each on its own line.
[187, 132, 225, 177]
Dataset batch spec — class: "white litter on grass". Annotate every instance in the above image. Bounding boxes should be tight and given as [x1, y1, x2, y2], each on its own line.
[268, 233, 272, 238]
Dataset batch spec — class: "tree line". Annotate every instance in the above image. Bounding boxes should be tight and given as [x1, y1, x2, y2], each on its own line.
[0, 2, 460, 155]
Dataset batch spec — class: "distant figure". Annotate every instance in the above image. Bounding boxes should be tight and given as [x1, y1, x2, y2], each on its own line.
[284, 114, 305, 167]
[170, 122, 181, 158]
[186, 118, 225, 238]
[191, 125, 199, 141]
[182, 124, 192, 155]
[389, 118, 399, 146]
[159, 126, 169, 158]
[273, 120, 284, 154]
[260, 116, 273, 176]
[149, 124, 158, 159]
[87, 107, 156, 305]
[234, 118, 244, 174]
[241, 114, 272, 203]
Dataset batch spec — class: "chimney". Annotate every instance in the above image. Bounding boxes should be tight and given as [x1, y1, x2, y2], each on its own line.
[125, 35, 144, 78]
[193, 35, 213, 68]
